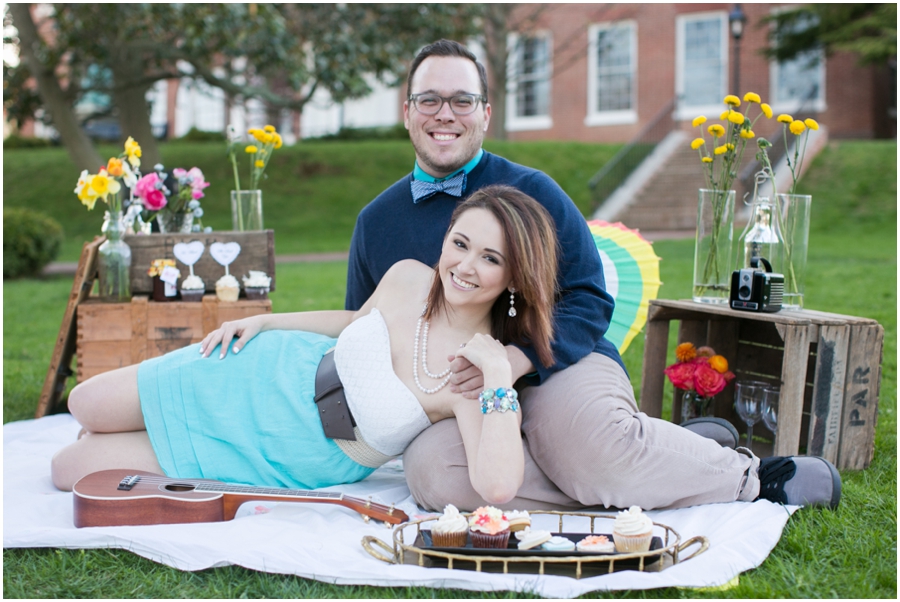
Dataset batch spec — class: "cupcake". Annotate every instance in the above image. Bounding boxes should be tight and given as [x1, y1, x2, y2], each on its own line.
[506, 510, 531, 533]
[576, 535, 616, 554]
[430, 504, 469, 547]
[215, 274, 240, 302]
[242, 270, 271, 300]
[515, 527, 551, 550]
[541, 536, 575, 552]
[180, 274, 205, 302]
[468, 506, 510, 549]
[612, 506, 653, 553]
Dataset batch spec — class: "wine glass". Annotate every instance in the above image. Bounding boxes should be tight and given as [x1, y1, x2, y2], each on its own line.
[761, 386, 779, 434]
[734, 381, 766, 450]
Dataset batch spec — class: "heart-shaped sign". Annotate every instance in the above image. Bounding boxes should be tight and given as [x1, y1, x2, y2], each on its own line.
[173, 241, 205, 267]
[210, 242, 241, 268]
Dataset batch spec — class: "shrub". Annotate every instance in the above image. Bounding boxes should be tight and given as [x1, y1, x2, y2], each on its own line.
[3, 135, 54, 149]
[311, 123, 409, 142]
[172, 127, 225, 143]
[3, 208, 64, 279]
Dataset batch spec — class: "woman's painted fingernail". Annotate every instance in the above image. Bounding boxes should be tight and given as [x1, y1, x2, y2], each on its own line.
[233, 347, 240, 354]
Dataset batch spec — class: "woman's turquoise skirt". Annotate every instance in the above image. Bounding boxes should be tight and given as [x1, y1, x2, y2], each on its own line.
[137, 330, 375, 489]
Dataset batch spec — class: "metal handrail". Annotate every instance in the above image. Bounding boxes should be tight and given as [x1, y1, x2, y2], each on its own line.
[588, 96, 679, 211]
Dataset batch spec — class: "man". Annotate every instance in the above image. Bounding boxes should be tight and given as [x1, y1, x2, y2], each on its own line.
[345, 40, 841, 511]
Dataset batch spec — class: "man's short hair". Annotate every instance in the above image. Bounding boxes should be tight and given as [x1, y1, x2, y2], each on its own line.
[406, 39, 489, 101]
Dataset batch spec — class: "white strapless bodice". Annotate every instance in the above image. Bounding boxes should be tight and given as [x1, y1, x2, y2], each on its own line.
[333, 308, 432, 457]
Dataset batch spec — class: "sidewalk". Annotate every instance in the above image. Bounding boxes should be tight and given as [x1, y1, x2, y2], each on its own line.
[41, 251, 351, 276]
[40, 230, 693, 277]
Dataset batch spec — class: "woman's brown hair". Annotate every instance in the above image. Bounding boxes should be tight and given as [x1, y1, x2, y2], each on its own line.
[424, 185, 558, 368]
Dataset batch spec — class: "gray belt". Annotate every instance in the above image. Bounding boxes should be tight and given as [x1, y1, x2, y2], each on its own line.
[314, 350, 356, 440]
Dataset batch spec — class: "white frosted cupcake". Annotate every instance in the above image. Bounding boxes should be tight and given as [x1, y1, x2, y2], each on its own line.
[430, 504, 469, 547]
[242, 270, 271, 300]
[612, 506, 653, 553]
[506, 510, 531, 533]
[215, 274, 240, 302]
[180, 274, 205, 302]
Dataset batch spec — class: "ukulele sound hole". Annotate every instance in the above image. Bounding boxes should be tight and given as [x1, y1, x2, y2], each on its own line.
[164, 483, 197, 492]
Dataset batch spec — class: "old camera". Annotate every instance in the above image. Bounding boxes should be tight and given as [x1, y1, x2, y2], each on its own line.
[730, 257, 784, 313]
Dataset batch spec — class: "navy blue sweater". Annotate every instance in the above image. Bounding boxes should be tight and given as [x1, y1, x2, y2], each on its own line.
[345, 151, 624, 383]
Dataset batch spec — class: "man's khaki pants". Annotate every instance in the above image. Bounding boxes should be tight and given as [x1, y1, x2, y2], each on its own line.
[403, 353, 760, 511]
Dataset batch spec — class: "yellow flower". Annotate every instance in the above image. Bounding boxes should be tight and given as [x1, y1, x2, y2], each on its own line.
[124, 136, 142, 168]
[245, 145, 258, 154]
[692, 116, 707, 127]
[709, 355, 729, 373]
[720, 110, 730, 120]
[726, 143, 735, 151]
[789, 120, 807, 135]
[675, 342, 697, 362]
[760, 103, 773, 118]
[252, 129, 268, 143]
[727, 111, 745, 125]
[777, 114, 794, 124]
[255, 159, 265, 168]
[743, 92, 761, 104]
[701, 157, 713, 163]
[75, 170, 100, 209]
[724, 95, 741, 107]
[106, 157, 124, 177]
[804, 118, 819, 131]
[273, 133, 283, 149]
[708, 124, 725, 137]
[714, 144, 729, 155]
[90, 172, 121, 200]
[691, 137, 705, 150]
[263, 125, 276, 133]
[740, 130, 755, 139]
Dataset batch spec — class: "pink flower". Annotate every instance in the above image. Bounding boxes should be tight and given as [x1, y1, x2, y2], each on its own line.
[187, 167, 209, 191]
[664, 361, 697, 390]
[693, 363, 728, 397]
[134, 173, 168, 210]
[192, 189, 204, 200]
[143, 189, 167, 210]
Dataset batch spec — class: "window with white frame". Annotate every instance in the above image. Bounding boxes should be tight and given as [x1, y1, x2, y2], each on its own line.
[676, 12, 728, 119]
[586, 21, 637, 126]
[507, 32, 552, 131]
[769, 12, 826, 112]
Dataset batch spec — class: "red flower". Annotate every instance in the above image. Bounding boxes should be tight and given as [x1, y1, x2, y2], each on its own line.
[693, 362, 728, 397]
[664, 361, 697, 390]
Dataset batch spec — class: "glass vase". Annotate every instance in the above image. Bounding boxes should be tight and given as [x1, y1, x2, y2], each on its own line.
[231, 190, 264, 231]
[776, 193, 811, 310]
[98, 211, 132, 302]
[692, 189, 735, 304]
[681, 390, 714, 423]
[156, 211, 194, 233]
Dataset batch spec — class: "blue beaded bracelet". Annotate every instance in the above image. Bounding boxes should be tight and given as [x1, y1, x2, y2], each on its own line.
[479, 387, 519, 414]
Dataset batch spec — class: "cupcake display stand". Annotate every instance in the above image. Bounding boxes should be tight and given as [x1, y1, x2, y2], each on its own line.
[362, 510, 708, 579]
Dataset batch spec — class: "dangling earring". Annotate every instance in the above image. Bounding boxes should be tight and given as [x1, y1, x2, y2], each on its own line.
[508, 288, 517, 318]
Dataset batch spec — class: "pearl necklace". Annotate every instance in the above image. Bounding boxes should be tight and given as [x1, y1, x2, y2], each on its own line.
[413, 306, 452, 394]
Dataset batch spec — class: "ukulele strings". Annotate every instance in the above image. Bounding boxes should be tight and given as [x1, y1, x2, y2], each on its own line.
[116, 475, 374, 503]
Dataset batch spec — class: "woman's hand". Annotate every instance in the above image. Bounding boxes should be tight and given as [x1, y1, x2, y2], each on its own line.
[199, 315, 266, 359]
[455, 334, 512, 385]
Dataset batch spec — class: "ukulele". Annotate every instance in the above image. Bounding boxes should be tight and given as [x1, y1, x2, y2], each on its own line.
[72, 469, 408, 528]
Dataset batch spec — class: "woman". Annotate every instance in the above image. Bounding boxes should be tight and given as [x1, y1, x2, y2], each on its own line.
[51, 185, 558, 505]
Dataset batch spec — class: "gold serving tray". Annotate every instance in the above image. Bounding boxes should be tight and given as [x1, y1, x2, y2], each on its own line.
[362, 510, 708, 579]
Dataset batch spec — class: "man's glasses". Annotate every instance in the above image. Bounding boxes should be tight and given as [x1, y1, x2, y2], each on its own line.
[408, 93, 487, 116]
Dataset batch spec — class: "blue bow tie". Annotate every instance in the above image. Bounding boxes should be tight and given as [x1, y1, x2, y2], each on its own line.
[410, 170, 467, 203]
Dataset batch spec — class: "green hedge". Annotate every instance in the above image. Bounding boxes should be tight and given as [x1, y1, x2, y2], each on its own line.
[3, 207, 64, 279]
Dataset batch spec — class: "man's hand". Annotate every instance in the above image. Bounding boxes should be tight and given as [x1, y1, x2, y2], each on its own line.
[448, 345, 535, 399]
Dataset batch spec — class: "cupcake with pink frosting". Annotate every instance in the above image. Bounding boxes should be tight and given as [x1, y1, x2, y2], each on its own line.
[468, 506, 510, 549]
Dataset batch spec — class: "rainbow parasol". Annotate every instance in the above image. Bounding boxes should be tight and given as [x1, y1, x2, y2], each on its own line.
[587, 220, 662, 353]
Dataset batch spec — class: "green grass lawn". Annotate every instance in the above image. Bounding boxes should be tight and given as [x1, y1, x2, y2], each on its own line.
[3, 139, 896, 598]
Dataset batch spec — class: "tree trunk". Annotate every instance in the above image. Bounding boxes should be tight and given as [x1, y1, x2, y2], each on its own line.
[9, 3, 102, 172]
[483, 4, 513, 141]
[110, 53, 161, 169]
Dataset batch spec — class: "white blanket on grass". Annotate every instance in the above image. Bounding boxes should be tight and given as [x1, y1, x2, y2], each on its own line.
[4, 414, 797, 597]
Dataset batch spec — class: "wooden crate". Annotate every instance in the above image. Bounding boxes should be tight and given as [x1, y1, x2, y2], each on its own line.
[124, 230, 275, 296]
[76, 295, 272, 382]
[640, 300, 883, 470]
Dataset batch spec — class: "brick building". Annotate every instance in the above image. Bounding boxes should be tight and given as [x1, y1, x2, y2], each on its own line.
[494, 3, 895, 143]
